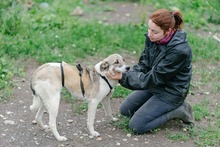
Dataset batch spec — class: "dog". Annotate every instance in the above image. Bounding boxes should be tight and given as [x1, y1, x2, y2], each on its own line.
[30, 54, 129, 141]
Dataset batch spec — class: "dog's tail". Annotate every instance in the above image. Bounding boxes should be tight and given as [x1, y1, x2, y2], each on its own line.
[30, 94, 41, 113]
[30, 83, 41, 113]
[30, 83, 36, 95]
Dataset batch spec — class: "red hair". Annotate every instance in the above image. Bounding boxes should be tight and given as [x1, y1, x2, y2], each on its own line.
[149, 9, 184, 32]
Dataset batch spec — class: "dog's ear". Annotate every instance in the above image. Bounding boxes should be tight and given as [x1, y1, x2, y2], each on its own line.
[100, 61, 109, 71]
[114, 59, 119, 64]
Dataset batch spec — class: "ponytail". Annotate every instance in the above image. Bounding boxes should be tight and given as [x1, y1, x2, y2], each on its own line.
[172, 10, 184, 30]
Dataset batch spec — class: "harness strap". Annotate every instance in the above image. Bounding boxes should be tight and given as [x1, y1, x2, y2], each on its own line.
[99, 74, 113, 90]
[76, 64, 113, 97]
[60, 62, 65, 87]
[76, 64, 85, 97]
[100, 74, 113, 96]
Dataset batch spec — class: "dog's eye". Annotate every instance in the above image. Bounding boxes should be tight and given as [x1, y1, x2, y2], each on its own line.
[114, 59, 119, 64]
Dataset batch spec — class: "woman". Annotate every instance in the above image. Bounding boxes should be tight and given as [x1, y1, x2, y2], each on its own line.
[107, 8, 194, 134]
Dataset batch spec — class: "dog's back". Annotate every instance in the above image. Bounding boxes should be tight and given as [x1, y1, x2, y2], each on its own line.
[31, 63, 61, 84]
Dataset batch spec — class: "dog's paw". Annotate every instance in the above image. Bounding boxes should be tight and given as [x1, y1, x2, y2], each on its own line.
[32, 120, 37, 124]
[57, 136, 68, 142]
[91, 131, 100, 137]
[43, 125, 50, 130]
[40, 125, 50, 131]
[112, 117, 118, 122]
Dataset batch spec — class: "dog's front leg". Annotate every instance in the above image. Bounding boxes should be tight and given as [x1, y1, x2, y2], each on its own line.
[101, 92, 118, 122]
[87, 99, 100, 137]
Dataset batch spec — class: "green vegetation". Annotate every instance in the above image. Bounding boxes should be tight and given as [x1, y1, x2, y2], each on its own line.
[165, 98, 220, 146]
[148, 0, 220, 29]
[111, 114, 131, 133]
[193, 99, 209, 121]
[0, 0, 219, 146]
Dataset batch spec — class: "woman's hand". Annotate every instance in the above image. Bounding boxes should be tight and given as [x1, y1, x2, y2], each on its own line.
[106, 69, 122, 80]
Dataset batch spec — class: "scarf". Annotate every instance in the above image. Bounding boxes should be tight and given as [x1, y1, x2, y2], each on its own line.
[156, 29, 175, 45]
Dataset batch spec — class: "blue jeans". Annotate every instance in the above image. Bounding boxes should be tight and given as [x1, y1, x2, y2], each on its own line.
[120, 90, 182, 134]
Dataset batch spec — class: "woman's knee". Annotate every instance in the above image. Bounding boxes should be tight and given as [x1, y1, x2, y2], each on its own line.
[129, 119, 147, 134]
[119, 105, 132, 117]
[119, 97, 137, 117]
[128, 112, 156, 134]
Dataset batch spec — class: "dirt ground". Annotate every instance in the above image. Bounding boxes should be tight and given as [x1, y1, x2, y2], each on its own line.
[0, 59, 197, 147]
[0, 1, 219, 147]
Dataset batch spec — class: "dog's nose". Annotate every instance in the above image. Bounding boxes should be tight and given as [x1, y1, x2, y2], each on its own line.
[126, 66, 130, 71]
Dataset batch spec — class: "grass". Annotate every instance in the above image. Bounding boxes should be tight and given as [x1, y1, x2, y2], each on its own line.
[188, 34, 220, 61]
[193, 99, 209, 121]
[148, 0, 220, 29]
[111, 114, 132, 133]
[112, 86, 132, 98]
[0, 55, 24, 101]
[165, 98, 220, 146]
[168, 132, 189, 141]
[0, 0, 220, 146]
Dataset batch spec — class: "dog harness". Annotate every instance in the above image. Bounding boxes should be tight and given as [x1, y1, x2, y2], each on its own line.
[76, 64, 113, 97]
[60, 62, 65, 87]
[76, 64, 85, 96]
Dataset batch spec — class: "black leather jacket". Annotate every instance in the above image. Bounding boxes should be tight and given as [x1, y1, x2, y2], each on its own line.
[119, 30, 192, 105]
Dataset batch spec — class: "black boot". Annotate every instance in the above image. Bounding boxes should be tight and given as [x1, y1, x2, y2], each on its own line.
[166, 101, 194, 125]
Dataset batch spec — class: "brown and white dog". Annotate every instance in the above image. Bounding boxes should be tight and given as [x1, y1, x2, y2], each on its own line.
[30, 54, 129, 141]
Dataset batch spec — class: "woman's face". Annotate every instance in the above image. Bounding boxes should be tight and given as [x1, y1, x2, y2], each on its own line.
[148, 19, 168, 42]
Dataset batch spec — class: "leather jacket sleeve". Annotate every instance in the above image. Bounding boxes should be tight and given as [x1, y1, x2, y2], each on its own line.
[119, 48, 188, 90]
